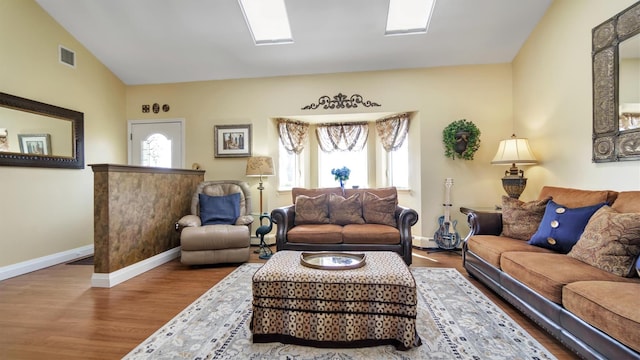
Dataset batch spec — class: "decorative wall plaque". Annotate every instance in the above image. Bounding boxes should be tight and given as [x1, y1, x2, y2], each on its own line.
[302, 93, 381, 110]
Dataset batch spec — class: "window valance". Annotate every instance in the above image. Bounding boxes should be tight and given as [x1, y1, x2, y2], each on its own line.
[316, 122, 369, 152]
[376, 113, 410, 152]
[277, 119, 309, 154]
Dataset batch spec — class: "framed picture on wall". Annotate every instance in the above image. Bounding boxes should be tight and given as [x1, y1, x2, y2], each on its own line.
[18, 133, 51, 155]
[214, 124, 252, 158]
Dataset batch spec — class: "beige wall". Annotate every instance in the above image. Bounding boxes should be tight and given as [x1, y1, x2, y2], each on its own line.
[0, 0, 126, 267]
[513, 0, 640, 197]
[4, 0, 638, 269]
[126, 64, 514, 238]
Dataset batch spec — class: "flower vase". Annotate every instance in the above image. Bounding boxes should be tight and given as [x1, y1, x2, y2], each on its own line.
[339, 179, 345, 194]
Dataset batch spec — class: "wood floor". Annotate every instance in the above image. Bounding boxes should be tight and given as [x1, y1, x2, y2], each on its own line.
[0, 247, 579, 360]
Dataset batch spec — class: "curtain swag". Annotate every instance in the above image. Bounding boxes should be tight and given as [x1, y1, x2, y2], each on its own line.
[277, 119, 309, 154]
[316, 122, 369, 152]
[376, 113, 410, 152]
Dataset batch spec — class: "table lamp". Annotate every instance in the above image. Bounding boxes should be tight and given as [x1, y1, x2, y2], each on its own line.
[245, 156, 275, 214]
[491, 134, 537, 199]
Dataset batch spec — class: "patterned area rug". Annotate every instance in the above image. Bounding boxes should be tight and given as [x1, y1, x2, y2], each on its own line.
[123, 264, 556, 360]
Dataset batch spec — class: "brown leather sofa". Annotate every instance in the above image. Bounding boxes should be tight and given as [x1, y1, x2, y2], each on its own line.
[463, 186, 640, 360]
[271, 187, 418, 265]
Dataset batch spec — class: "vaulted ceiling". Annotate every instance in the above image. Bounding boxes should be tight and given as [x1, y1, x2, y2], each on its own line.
[36, 0, 553, 85]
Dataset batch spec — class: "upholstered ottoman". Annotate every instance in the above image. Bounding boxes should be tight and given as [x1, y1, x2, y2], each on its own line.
[251, 251, 421, 350]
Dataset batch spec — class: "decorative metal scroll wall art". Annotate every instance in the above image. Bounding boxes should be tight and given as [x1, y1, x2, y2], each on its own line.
[592, 1, 640, 162]
[302, 93, 381, 110]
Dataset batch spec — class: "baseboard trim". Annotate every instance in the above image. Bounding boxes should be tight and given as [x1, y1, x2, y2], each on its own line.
[91, 247, 181, 288]
[0, 244, 94, 281]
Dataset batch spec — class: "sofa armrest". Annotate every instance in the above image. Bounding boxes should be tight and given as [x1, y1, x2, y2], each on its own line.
[271, 205, 296, 249]
[235, 215, 254, 226]
[396, 205, 419, 265]
[175, 214, 201, 232]
[466, 211, 503, 237]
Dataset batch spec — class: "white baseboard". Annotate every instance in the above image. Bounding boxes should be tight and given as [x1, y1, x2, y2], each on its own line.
[91, 247, 181, 288]
[0, 244, 94, 281]
[412, 235, 436, 249]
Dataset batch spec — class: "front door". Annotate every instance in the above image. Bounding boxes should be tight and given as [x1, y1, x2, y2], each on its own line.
[129, 119, 184, 168]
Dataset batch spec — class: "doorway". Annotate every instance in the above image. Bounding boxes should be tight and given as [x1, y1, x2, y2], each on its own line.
[128, 119, 185, 168]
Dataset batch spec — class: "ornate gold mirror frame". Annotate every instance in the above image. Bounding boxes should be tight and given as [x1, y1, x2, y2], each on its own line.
[592, 1, 640, 162]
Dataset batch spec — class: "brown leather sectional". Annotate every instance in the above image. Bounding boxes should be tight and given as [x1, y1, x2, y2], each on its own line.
[463, 186, 640, 359]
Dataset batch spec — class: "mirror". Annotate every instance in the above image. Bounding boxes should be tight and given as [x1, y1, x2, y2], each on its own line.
[592, 1, 640, 162]
[0, 92, 84, 169]
[619, 33, 640, 131]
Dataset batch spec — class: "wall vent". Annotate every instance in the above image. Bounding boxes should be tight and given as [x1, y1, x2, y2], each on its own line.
[59, 45, 76, 68]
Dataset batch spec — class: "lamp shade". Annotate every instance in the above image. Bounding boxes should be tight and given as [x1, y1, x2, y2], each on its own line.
[245, 156, 275, 177]
[491, 137, 537, 165]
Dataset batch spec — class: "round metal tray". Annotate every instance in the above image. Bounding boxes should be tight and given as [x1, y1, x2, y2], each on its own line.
[300, 252, 366, 270]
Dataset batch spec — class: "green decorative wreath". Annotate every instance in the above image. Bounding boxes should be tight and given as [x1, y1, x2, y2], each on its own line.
[442, 119, 481, 160]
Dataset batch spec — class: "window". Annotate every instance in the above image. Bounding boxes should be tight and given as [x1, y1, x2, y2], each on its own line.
[387, 138, 409, 188]
[141, 133, 172, 168]
[276, 114, 410, 190]
[318, 144, 368, 188]
[278, 141, 301, 189]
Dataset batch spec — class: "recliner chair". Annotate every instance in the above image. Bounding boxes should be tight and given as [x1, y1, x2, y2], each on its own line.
[176, 180, 254, 265]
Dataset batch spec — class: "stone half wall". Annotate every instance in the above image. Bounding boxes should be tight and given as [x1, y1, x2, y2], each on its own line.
[91, 164, 204, 273]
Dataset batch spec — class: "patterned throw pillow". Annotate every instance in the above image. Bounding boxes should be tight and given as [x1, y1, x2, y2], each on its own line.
[294, 194, 330, 225]
[362, 192, 397, 227]
[528, 200, 606, 253]
[329, 193, 365, 225]
[568, 206, 640, 277]
[500, 195, 551, 241]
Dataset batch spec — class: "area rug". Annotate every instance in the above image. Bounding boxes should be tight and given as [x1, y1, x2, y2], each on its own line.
[123, 264, 556, 360]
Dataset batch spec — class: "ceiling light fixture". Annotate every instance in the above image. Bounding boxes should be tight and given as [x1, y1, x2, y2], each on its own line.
[239, 0, 293, 45]
[385, 0, 436, 36]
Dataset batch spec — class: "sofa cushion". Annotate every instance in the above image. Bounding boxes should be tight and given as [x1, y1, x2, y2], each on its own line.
[563, 281, 640, 353]
[198, 182, 248, 217]
[344, 186, 398, 199]
[287, 224, 343, 244]
[528, 200, 606, 253]
[291, 187, 343, 203]
[342, 224, 400, 244]
[500, 195, 551, 241]
[362, 192, 397, 227]
[294, 194, 331, 225]
[568, 206, 640, 277]
[329, 193, 365, 225]
[537, 186, 618, 208]
[198, 192, 240, 225]
[500, 252, 635, 304]
[611, 191, 640, 213]
[467, 235, 554, 268]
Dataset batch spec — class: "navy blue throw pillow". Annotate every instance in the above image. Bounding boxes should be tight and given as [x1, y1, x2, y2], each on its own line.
[198, 192, 241, 225]
[528, 200, 606, 253]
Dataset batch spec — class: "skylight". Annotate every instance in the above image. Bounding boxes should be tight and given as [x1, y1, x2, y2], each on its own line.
[385, 0, 436, 35]
[239, 0, 293, 45]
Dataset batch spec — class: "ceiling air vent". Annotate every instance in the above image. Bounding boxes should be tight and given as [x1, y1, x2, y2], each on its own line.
[59, 45, 76, 68]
